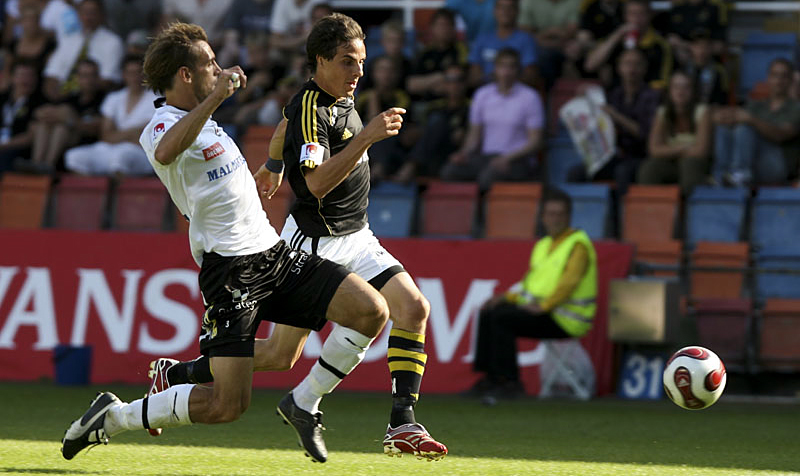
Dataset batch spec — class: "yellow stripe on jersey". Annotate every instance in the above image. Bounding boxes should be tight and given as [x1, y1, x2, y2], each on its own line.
[311, 91, 319, 142]
[301, 90, 311, 143]
[389, 328, 426, 344]
[387, 348, 428, 365]
[301, 90, 320, 144]
[388, 360, 425, 375]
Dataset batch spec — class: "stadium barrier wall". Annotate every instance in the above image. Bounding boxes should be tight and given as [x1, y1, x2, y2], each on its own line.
[0, 230, 633, 395]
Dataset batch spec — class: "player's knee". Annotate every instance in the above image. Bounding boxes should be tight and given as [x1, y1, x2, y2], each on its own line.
[268, 352, 298, 372]
[407, 293, 430, 324]
[360, 292, 390, 337]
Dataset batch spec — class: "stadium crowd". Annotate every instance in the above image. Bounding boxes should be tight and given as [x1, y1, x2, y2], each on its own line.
[0, 0, 799, 236]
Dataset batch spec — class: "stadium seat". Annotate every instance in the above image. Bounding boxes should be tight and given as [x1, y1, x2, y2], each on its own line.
[545, 134, 583, 185]
[635, 240, 682, 277]
[0, 173, 51, 229]
[691, 298, 752, 367]
[690, 242, 749, 299]
[739, 32, 798, 96]
[759, 299, 800, 371]
[367, 182, 417, 238]
[751, 187, 800, 251]
[484, 182, 542, 239]
[559, 183, 611, 239]
[260, 180, 293, 235]
[112, 177, 169, 232]
[53, 175, 110, 230]
[755, 248, 800, 299]
[622, 185, 680, 246]
[686, 186, 748, 246]
[241, 125, 275, 174]
[420, 181, 478, 237]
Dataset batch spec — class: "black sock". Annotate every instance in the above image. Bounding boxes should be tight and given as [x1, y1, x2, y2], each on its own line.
[167, 356, 213, 384]
[388, 329, 427, 428]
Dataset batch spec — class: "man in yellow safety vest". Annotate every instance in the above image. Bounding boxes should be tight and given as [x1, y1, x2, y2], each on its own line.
[468, 187, 598, 399]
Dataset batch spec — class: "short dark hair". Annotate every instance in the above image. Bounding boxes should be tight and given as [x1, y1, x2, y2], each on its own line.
[626, 0, 651, 11]
[770, 57, 794, 73]
[306, 13, 365, 74]
[431, 8, 456, 25]
[76, 58, 100, 72]
[543, 187, 572, 216]
[142, 22, 209, 95]
[494, 47, 520, 66]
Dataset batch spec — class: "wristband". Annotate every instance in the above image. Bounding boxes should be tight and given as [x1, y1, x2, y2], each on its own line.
[266, 157, 284, 173]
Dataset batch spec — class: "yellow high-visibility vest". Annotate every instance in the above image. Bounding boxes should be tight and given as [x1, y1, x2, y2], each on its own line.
[521, 230, 597, 337]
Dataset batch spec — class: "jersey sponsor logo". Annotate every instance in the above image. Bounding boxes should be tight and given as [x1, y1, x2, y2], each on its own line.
[206, 155, 246, 182]
[202, 142, 226, 161]
[153, 122, 165, 140]
[300, 142, 324, 167]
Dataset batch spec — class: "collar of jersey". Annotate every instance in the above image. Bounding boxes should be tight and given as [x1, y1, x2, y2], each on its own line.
[307, 80, 338, 108]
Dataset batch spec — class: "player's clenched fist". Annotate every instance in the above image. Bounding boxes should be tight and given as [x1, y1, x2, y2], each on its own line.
[363, 107, 406, 143]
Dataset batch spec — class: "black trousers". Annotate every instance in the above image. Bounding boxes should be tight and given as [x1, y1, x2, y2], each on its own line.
[473, 301, 569, 382]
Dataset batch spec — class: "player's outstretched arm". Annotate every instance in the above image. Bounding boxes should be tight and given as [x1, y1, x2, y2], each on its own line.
[154, 68, 246, 165]
[304, 107, 405, 198]
[254, 118, 287, 199]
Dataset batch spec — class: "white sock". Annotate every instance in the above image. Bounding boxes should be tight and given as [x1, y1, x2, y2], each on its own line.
[293, 325, 374, 413]
[104, 384, 194, 437]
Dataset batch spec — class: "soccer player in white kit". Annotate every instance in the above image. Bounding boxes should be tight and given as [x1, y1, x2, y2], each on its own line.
[60, 22, 391, 463]
[148, 13, 449, 462]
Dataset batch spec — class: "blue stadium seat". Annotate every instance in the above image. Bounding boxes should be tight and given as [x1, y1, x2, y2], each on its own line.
[367, 182, 417, 238]
[751, 188, 800, 251]
[559, 183, 610, 239]
[686, 186, 748, 246]
[756, 248, 800, 299]
[739, 32, 798, 95]
[546, 136, 582, 185]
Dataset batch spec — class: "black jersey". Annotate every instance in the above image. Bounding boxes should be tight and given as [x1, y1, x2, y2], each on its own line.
[282, 80, 370, 237]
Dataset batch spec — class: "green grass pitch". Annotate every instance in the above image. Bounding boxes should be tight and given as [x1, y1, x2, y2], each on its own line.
[0, 382, 798, 476]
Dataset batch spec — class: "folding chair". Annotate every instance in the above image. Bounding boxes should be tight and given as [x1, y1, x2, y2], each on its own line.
[538, 339, 594, 400]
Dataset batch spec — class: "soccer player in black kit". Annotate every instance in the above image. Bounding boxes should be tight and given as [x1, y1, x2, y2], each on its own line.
[146, 13, 448, 462]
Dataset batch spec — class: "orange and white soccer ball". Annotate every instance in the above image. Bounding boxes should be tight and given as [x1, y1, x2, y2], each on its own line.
[663, 346, 726, 410]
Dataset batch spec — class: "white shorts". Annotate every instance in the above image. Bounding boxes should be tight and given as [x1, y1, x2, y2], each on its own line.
[280, 214, 404, 286]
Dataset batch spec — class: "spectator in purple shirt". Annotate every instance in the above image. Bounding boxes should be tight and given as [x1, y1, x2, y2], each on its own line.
[444, 48, 544, 191]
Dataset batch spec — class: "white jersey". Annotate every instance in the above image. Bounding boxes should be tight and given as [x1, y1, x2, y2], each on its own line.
[140, 100, 280, 266]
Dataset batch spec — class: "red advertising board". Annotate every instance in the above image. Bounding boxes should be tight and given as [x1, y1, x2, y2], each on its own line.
[0, 230, 632, 395]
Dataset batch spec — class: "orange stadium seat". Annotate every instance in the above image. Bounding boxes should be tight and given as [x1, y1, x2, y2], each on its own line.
[760, 299, 800, 371]
[0, 173, 51, 229]
[622, 185, 680, 246]
[484, 182, 542, 239]
[242, 125, 276, 174]
[420, 181, 478, 237]
[112, 177, 169, 231]
[690, 242, 749, 299]
[635, 240, 682, 277]
[53, 175, 110, 230]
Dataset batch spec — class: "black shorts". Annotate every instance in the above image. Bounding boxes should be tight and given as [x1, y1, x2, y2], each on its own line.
[197, 240, 350, 357]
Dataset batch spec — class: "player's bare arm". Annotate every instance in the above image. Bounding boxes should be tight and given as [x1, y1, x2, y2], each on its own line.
[255, 118, 288, 199]
[304, 107, 405, 198]
[154, 67, 246, 165]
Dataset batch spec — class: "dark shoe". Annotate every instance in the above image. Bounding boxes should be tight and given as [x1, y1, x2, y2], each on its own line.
[61, 392, 121, 460]
[461, 377, 495, 398]
[276, 392, 328, 463]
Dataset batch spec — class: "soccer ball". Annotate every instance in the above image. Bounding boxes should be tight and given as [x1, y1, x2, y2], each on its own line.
[662, 346, 726, 410]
